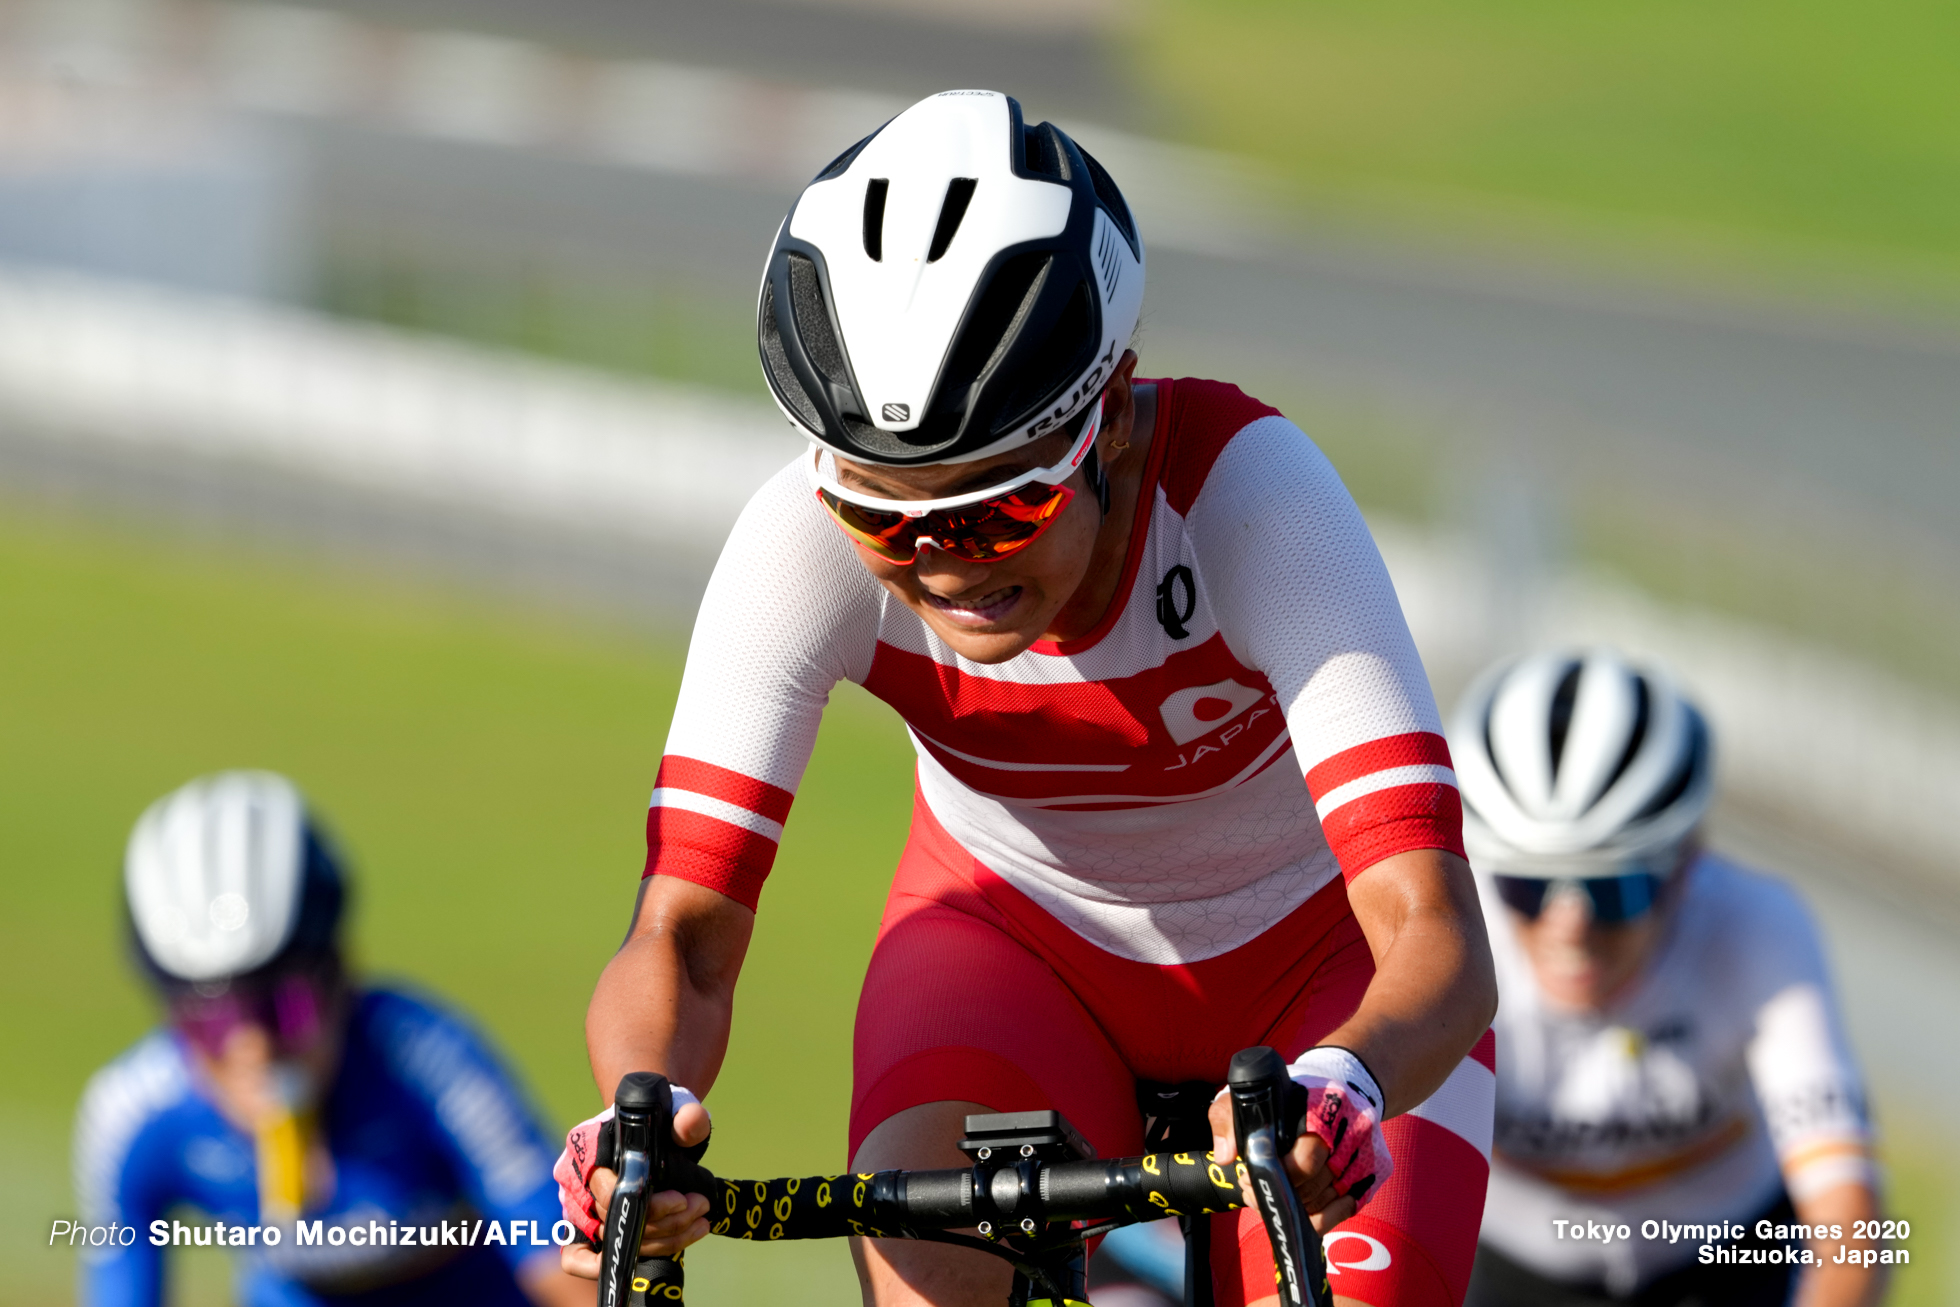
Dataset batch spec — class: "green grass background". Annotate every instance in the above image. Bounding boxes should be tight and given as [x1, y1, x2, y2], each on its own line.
[1136, 0, 1960, 291]
[4, 503, 1953, 1305]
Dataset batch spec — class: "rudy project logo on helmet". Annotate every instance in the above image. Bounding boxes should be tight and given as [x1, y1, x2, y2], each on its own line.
[1159, 680, 1266, 746]
[881, 403, 910, 423]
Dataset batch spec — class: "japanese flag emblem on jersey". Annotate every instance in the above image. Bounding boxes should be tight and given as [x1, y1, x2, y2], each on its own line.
[1159, 680, 1268, 746]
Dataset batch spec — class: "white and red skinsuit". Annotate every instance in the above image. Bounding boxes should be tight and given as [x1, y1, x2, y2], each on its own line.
[646, 379, 1494, 1306]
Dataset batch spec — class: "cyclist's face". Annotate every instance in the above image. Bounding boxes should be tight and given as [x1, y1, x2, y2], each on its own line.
[835, 355, 1144, 665]
[186, 993, 345, 1133]
[1509, 883, 1668, 1012]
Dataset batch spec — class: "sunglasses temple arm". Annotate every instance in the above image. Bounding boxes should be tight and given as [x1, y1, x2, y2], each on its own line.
[1081, 439, 1110, 516]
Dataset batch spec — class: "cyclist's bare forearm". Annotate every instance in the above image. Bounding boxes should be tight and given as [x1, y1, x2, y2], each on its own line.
[1326, 848, 1496, 1117]
[586, 876, 755, 1102]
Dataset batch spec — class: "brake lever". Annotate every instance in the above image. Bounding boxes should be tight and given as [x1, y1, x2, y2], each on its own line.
[1228, 1047, 1330, 1307]
[599, 1072, 686, 1307]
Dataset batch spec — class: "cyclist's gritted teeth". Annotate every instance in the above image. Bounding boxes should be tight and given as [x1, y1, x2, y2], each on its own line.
[923, 585, 1023, 626]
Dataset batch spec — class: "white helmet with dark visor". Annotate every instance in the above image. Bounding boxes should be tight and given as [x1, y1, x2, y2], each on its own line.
[1450, 649, 1714, 923]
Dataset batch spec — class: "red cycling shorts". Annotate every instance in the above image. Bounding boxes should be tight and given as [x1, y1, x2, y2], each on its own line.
[850, 792, 1492, 1307]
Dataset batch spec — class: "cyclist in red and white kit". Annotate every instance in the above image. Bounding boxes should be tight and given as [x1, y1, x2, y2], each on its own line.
[558, 90, 1498, 1307]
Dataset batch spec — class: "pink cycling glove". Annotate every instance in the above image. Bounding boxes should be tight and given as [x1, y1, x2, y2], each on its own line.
[554, 1087, 706, 1242]
[1287, 1046, 1392, 1210]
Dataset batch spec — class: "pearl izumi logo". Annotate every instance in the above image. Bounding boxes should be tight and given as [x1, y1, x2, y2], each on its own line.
[1156, 565, 1196, 638]
[1323, 1230, 1392, 1275]
[881, 403, 910, 423]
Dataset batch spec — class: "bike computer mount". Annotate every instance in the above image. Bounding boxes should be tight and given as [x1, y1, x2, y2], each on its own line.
[959, 1111, 1095, 1167]
[953, 1111, 1098, 1306]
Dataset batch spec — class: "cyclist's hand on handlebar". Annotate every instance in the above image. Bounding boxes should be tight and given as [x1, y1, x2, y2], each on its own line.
[1207, 1095, 1356, 1234]
[553, 1091, 713, 1278]
[1208, 1047, 1392, 1234]
[558, 1160, 713, 1280]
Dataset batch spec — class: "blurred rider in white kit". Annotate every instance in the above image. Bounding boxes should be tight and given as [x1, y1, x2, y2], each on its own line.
[1451, 649, 1888, 1307]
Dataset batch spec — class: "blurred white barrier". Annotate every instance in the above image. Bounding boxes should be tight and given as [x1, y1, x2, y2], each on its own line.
[0, 0, 1277, 262]
[0, 266, 803, 538]
[1, 265, 1953, 883]
[1540, 575, 1960, 880]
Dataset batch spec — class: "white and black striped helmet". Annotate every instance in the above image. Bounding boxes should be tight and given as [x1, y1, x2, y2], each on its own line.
[758, 89, 1145, 466]
[125, 772, 345, 985]
[1450, 649, 1713, 873]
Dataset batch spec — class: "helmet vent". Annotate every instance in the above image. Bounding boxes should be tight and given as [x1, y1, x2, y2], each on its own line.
[1606, 676, 1652, 791]
[1079, 145, 1137, 252]
[994, 276, 1094, 433]
[759, 280, 822, 431]
[842, 415, 949, 458]
[1095, 223, 1123, 299]
[1546, 662, 1583, 780]
[927, 252, 1049, 433]
[787, 254, 850, 385]
[927, 178, 978, 262]
[1022, 125, 1068, 180]
[1633, 709, 1705, 819]
[863, 178, 888, 261]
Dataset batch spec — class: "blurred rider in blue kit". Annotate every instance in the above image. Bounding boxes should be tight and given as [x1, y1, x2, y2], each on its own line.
[73, 771, 591, 1307]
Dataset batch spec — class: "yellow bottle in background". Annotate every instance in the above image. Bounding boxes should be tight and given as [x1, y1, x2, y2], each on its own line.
[256, 1108, 310, 1221]
[256, 1066, 318, 1222]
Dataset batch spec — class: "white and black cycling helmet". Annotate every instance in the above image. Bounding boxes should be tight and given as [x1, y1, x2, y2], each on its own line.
[1450, 648, 1714, 874]
[759, 89, 1145, 466]
[125, 771, 345, 988]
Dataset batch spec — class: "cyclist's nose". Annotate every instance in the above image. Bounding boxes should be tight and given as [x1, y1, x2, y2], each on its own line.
[1539, 886, 1593, 938]
[913, 544, 995, 593]
[219, 1021, 276, 1067]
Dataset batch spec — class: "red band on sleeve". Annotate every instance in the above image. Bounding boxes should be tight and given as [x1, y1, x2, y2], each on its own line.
[654, 755, 795, 824]
[1321, 784, 1465, 882]
[1305, 733, 1463, 879]
[1305, 731, 1453, 796]
[1469, 1026, 1496, 1073]
[643, 807, 778, 912]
